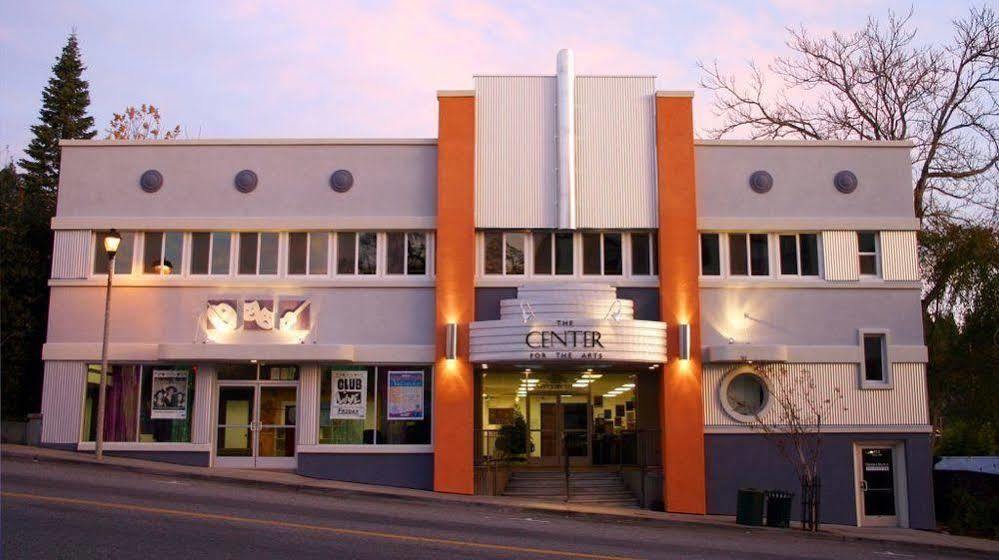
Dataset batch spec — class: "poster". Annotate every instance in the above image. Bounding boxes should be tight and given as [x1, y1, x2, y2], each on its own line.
[387, 371, 424, 421]
[331, 370, 367, 419]
[150, 369, 189, 419]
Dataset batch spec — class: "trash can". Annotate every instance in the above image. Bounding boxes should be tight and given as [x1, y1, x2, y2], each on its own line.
[765, 490, 794, 528]
[736, 488, 765, 526]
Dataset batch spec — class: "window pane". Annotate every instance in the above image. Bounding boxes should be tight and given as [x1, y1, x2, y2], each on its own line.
[163, 232, 183, 275]
[700, 233, 720, 276]
[288, 232, 308, 275]
[139, 366, 194, 442]
[262, 365, 299, 381]
[259, 233, 279, 275]
[858, 232, 877, 253]
[779, 235, 798, 275]
[387, 232, 405, 274]
[407, 233, 426, 275]
[603, 233, 622, 275]
[377, 368, 432, 445]
[583, 233, 601, 275]
[309, 232, 328, 275]
[484, 232, 503, 274]
[95, 232, 134, 275]
[652, 234, 659, 275]
[337, 232, 356, 274]
[860, 255, 877, 275]
[864, 335, 885, 381]
[729, 234, 748, 276]
[191, 233, 210, 274]
[211, 233, 231, 275]
[534, 233, 552, 275]
[631, 233, 651, 275]
[143, 232, 163, 274]
[800, 234, 819, 276]
[505, 233, 525, 275]
[750, 234, 769, 276]
[238, 233, 258, 274]
[555, 232, 574, 275]
[319, 367, 377, 444]
[82, 364, 140, 442]
[358, 232, 377, 274]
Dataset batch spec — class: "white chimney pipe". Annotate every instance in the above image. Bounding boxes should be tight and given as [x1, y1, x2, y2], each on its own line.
[556, 49, 576, 230]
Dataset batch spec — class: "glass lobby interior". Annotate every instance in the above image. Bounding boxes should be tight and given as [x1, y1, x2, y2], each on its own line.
[475, 367, 661, 468]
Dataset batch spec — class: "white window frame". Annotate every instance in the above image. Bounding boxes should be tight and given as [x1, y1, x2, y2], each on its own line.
[480, 231, 528, 276]
[236, 231, 280, 276]
[776, 232, 823, 278]
[333, 231, 380, 276]
[140, 231, 185, 276]
[698, 232, 723, 277]
[858, 231, 881, 278]
[858, 328, 892, 389]
[581, 231, 624, 277]
[627, 231, 657, 277]
[385, 231, 432, 276]
[286, 231, 331, 276]
[725, 232, 771, 278]
[530, 231, 576, 277]
[92, 230, 137, 276]
[189, 231, 235, 277]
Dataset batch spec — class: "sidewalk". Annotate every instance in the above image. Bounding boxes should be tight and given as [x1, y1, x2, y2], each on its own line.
[3, 444, 996, 555]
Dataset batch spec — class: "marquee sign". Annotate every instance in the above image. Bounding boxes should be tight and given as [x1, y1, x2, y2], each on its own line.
[470, 317, 667, 363]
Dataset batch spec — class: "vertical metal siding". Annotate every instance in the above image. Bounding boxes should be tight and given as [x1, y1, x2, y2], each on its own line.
[881, 231, 920, 281]
[575, 76, 658, 228]
[822, 231, 860, 281]
[297, 364, 320, 445]
[191, 364, 216, 445]
[474, 76, 558, 228]
[40, 361, 85, 444]
[51, 230, 91, 279]
[703, 362, 929, 428]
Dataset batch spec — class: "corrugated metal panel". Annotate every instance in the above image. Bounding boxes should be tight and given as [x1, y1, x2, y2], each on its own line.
[51, 230, 91, 279]
[575, 77, 658, 228]
[191, 364, 216, 444]
[881, 230, 920, 281]
[298, 364, 320, 445]
[822, 231, 859, 281]
[475, 76, 558, 228]
[40, 361, 85, 444]
[703, 362, 929, 428]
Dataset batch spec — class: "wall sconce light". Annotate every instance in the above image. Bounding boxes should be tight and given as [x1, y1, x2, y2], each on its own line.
[445, 323, 458, 360]
[678, 323, 691, 361]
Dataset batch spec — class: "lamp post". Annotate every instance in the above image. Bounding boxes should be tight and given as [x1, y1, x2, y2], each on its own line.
[94, 229, 121, 460]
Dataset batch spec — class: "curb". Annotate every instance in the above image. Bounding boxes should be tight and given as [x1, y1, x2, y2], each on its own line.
[3, 446, 995, 556]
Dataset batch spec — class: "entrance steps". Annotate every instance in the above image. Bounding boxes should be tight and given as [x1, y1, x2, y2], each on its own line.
[502, 470, 639, 508]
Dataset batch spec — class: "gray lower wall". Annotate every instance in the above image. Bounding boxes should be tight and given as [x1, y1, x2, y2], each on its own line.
[105, 451, 211, 467]
[705, 433, 934, 529]
[297, 453, 434, 490]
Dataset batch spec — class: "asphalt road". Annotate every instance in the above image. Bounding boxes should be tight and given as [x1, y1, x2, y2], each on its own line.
[0, 457, 982, 559]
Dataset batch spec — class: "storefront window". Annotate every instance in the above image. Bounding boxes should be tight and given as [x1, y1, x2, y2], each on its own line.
[319, 366, 432, 445]
[83, 364, 194, 443]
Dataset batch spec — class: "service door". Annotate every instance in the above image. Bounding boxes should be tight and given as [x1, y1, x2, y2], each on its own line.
[857, 446, 900, 527]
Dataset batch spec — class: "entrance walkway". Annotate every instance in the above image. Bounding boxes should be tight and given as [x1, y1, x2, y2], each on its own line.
[3, 444, 995, 556]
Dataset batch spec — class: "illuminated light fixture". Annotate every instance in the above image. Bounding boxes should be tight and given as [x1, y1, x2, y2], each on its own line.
[525, 379, 540, 385]
[445, 323, 458, 360]
[103, 229, 122, 258]
[623, 383, 636, 388]
[250, 359, 258, 364]
[572, 382, 588, 388]
[678, 323, 691, 361]
[481, 363, 489, 370]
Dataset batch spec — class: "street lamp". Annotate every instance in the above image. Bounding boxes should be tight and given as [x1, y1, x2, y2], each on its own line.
[94, 229, 120, 460]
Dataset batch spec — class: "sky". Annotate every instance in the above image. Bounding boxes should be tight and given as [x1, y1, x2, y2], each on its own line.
[0, 0, 986, 164]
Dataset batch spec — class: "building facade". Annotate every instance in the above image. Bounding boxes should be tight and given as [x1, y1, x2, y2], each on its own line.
[39, 52, 933, 528]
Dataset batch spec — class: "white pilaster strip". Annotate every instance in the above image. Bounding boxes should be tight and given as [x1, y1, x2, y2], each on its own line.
[298, 364, 320, 445]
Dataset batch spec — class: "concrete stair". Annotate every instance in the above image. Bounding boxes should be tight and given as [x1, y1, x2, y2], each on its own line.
[502, 470, 639, 508]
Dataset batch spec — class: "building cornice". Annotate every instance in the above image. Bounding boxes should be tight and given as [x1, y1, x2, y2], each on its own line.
[50, 216, 436, 231]
[59, 138, 438, 147]
[695, 138, 914, 147]
[698, 217, 920, 231]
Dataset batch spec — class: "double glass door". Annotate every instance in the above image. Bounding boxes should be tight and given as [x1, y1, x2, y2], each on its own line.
[529, 393, 591, 466]
[216, 383, 297, 468]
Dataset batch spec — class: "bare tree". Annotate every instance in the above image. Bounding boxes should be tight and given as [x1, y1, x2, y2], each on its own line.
[732, 365, 846, 531]
[105, 104, 181, 140]
[699, 7, 999, 226]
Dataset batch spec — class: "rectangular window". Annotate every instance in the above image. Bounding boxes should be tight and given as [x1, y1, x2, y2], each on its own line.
[582, 232, 622, 275]
[701, 233, 721, 276]
[387, 232, 428, 275]
[319, 366, 432, 445]
[729, 233, 769, 276]
[358, 232, 377, 274]
[728, 234, 748, 276]
[505, 233, 525, 275]
[555, 232, 573, 275]
[288, 232, 328, 275]
[631, 233, 652, 276]
[143, 232, 183, 275]
[800, 234, 819, 276]
[863, 334, 887, 383]
[484, 232, 503, 274]
[749, 234, 769, 276]
[858, 232, 879, 276]
[603, 233, 622, 275]
[238, 232, 278, 275]
[336, 232, 356, 274]
[93, 231, 135, 275]
[83, 364, 194, 443]
[190, 232, 231, 275]
[533, 233, 552, 275]
[582, 233, 601, 275]
[532, 232, 574, 275]
[779, 234, 820, 277]
[483, 232, 525, 275]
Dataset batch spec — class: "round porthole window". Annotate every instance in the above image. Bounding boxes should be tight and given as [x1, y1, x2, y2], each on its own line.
[720, 367, 769, 421]
[234, 170, 258, 193]
[834, 170, 858, 194]
[139, 169, 163, 193]
[749, 170, 773, 194]
[330, 169, 354, 193]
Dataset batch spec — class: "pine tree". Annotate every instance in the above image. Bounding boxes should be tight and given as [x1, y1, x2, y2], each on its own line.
[19, 32, 96, 200]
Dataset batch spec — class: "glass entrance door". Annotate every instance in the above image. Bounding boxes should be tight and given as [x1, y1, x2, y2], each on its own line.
[859, 447, 899, 526]
[216, 383, 297, 468]
[527, 392, 591, 466]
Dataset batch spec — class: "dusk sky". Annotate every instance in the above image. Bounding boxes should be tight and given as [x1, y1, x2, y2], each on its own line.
[0, 1, 985, 163]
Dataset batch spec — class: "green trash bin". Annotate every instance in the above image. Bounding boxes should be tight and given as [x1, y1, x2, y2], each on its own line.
[736, 488, 765, 526]
[765, 490, 794, 528]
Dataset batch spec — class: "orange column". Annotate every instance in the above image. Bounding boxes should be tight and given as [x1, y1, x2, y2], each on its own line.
[655, 92, 706, 514]
[433, 92, 476, 494]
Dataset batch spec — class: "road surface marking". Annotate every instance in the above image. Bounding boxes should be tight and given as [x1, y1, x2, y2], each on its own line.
[2, 491, 639, 560]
